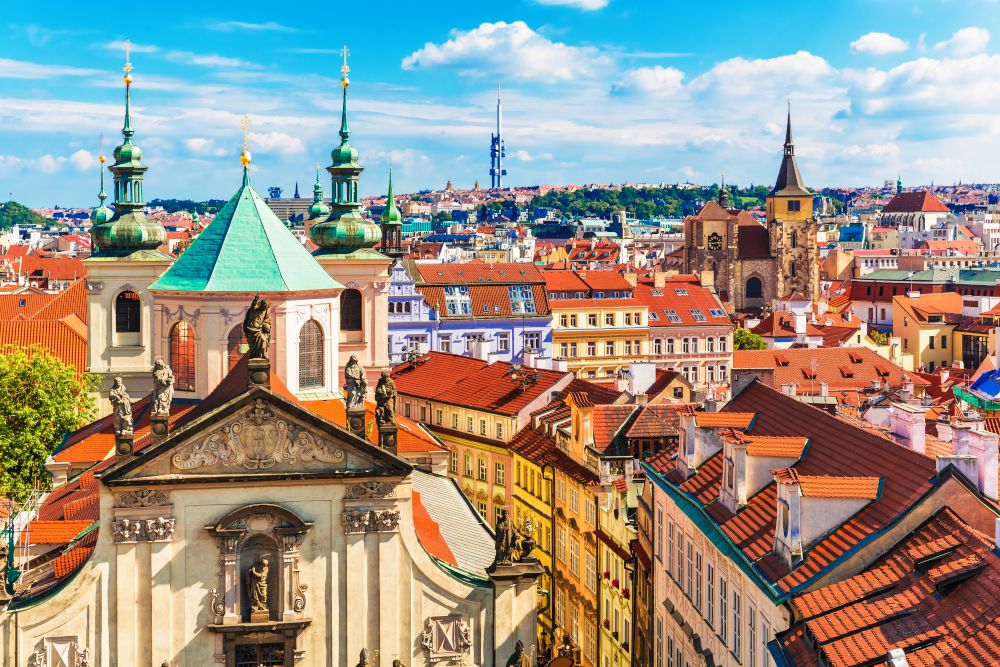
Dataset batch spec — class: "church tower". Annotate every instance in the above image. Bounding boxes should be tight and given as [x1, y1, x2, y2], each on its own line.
[304, 165, 330, 239]
[379, 169, 404, 259]
[767, 105, 819, 303]
[310, 47, 391, 390]
[85, 45, 171, 412]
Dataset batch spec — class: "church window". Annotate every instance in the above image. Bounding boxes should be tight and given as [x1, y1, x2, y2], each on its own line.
[227, 325, 247, 371]
[790, 231, 798, 248]
[114, 290, 141, 334]
[790, 263, 797, 277]
[745, 277, 763, 299]
[787, 200, 801, 213]
[298, 320, 324, 389]
[169, 321, 196, 391]
[340, 289, 363, 331]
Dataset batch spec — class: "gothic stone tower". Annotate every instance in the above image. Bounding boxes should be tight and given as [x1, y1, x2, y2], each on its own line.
[767, 107, 820, 303]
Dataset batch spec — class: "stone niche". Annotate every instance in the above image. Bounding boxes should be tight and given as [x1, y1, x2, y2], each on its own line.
[205, 504, 313, 665]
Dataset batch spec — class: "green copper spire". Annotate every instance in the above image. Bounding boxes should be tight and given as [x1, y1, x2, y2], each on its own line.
[91, 43, 166, 254]
[311, 46, 382, 254]
[309, 164, 330, 219]
[896, 174, 903, 195]
[90, 152, 113, 226]
[381, 168, 402, 225]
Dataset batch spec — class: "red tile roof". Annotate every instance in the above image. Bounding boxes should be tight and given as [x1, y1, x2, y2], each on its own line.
[416, 261, 545, 285]
[591, 404, 638, 453]
[52, 544, 94, 579]
[0, 316, 87, 373]
[694, 412, 755, 429]
[733, 347, 924, 394]
[749, 313, 824, 338]
[21, 520, 93, 544]
[743, 436, 808, 459]
[411, 490, 457, 566]
[882, 191, 951, 213]
[797, 474, 881, 500]
[633, 280, 730, 328]
[393, 351, 569, 416]
[542, 270, 589, 293]
[417, 283, 551, 318]
[625, 404, 682, 439]
[8, 256, 86, 282]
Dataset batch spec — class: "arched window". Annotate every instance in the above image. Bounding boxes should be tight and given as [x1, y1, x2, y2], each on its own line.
[790, 231, 798, 248]
[115, 290, 141, 333]
[227, 326, 247, 371]
[341, 289, 362, 331]
[790, 263, 797, 277]
[298, 320, 324, 389]
[170, 321, 196, 391]
[745, 277, 763, 299]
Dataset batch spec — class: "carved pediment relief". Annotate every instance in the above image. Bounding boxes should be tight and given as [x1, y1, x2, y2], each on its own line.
[172, 398, 345, 473]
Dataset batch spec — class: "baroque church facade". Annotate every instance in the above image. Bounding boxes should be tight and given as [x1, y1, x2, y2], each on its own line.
[681, 110, 820, 310]
[0, 54, 542, 667]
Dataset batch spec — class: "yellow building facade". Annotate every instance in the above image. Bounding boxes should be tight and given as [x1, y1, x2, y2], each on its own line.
[598, 481, 637, 667]
[891, 292, 962, 372]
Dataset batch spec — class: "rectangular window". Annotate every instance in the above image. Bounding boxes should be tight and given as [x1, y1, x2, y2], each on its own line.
[560, 315, 568, 327]
[496, 422, 503, 439]
[569, 486, 579, 513]
[508, 284, 537, 314]
[762, 621, 770, 667]
[664, 309, 682, 323]
[556, 526, 566, 562]
[748, 605, 757, 667]
[570, 315, 578, 327]
[585, 552, 597, 592]
[523, 331, 541, 352]
[464, 454, 472, 477]
[719, 576, 728, 645]
[476, 500, 486, 518]
[625, 313, 633, 326]
[690, 309, 707, 322]
[706, 336, 715, 352]
[585, 621, 596, 664]
[625, 340, 633, 355]
[585, 499, 596, 525]
[682, 338, 690, 354]
[449, 451, 457, 473]
[685, 541, 693, 598]
[706, 563, 715, 629]
[666, 518, 674, 573]
[497, 332, 510, 352]
[452, 413, 459, 429]
[661, 513, 668, 564]
[788, 199, 801, 212]
[436, 409, 443, 425]
[467, 416, 473, 432]
[587, 341, 596, 356]
[719, 336, 728, 352]
[420, 405, 427, 422]
[569, 343, 578, 357]
[694, 551, 703, 612]
[653, 339, 662, 355]
[480, 419, 487, 436]
[676, 530, 684, 582]
[942, 335, 947, 349]
[439, 336, 452, 353]
[667, 637, 674, 667]
[569, 538, 580, 575]
[588, 314, 597, 327]
[495, 462, 505, 485]
[606, 313, 615, 326]
[560, 342, 569, 358]
[556, 476, 566, 501]
[656, 619, 664, 667]
[404, 402, 411, 418]
[606, 341, 615, 356]
[733, 590, 742, 660]
[667, 338, 675, 354]
[707, 366, 715, 384]
[930, 336, 935, 350]
[719, 365, 728, 382]
[478, 458, 487, 481]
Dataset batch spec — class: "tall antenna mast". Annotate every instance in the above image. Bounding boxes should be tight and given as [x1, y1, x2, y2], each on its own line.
[489, 83, 506, 189]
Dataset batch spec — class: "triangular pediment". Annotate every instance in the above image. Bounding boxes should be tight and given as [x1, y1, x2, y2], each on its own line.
[101, 387, 411, 486]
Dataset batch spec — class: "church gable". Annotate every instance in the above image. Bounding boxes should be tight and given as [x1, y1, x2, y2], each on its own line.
[101, 388, 411, 484]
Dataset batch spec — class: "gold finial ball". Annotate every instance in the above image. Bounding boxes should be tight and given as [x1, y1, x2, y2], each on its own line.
[124, 73, 133, 85]
[341, 76, 350, 88]
[240, 149, 252, 167]
[99, 154, 106, 164]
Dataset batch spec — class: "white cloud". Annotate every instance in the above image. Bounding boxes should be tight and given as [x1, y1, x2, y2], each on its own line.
[249, 131, 306, 156]
[533, 0, 608, 10]
[37, 155, 66, 174]
[209, 21, 296, 32]
[401, 21, 611, 82]
[165, 50, 260, 69]
[612, 66, 684, 96]
[850, 32, 908, 55]
[514, 150, 553, 161]
[69, 149, 94, 171]
[0, 58, 99, 80]
[688, 51, 836, 101]
[934, 27, 990, 57]
[103, 40, 160, 54]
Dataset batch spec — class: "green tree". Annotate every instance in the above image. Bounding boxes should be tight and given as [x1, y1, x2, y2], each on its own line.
[433, 211, 453, 223]
[867, 329, 889, 345]
[0, 201, 54, 229]
[733, 328, 767, 351]
[0, 345, 97, 497]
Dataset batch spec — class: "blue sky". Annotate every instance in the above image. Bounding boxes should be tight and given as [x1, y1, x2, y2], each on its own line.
[3, 0, 1000, 206]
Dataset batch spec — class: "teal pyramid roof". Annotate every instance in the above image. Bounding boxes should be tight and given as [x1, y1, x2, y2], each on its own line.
[150, 171, 343, 292]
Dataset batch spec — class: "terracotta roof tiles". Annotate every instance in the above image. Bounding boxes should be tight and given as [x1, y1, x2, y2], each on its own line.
[22, 520, 93, 545]
[694, 412, 755, 429]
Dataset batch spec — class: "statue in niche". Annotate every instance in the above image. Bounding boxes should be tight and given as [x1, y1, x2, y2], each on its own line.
[374, 371, 397, 426]
[151, 358, 174, 416]
[247, 556, 271, 613]
[493, 508, 517, 566]
[344, 354, 367, 409]
[243, 295, 271, 360]
[109, 377, 133, 436]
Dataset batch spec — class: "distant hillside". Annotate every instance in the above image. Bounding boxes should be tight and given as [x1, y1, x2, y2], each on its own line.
[0, 201, 54, 229]
[529, 184, 770, 219]
[148, 198, 227, 215]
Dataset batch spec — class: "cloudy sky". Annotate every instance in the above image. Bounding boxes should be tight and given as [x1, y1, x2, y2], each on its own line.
[2, 0, 1000, 206]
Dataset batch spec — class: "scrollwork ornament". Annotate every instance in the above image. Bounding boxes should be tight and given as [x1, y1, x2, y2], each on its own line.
[346, 481, 396, 499]
[210, 586, 225, 617]
[115, 489, 170, 508]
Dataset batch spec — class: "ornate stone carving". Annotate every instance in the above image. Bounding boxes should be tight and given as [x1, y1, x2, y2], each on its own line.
[220, 306, 245, 327]
[246, 556, 271, 613]
[109, 377, 133, 438]
[151, 358, 174, 416]
[344, 355, 367, 410]
[422, 616, 473, 663]
[216, 536, 240, 554]
[171, 398, 345, 471]
[115, 489, 170, 508]
[342, 509, 401, 534]
[374, 372, 397, 427]
[243, 295, 271, 360]
[292, 567, 308, 613]
[346, 481, 396, 499]
[493, 508, 517, 566]
[112, 516, 175, 543]
[209, 586, 225, 616]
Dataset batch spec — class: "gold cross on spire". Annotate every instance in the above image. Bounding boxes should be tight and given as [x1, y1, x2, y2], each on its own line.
[240, 115, 252, 167]
[123, 39, 133, 85]
[340, 45, 351, 88]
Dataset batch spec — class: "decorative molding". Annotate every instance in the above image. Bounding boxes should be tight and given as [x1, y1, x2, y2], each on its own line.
[162, 304, 202, 325]
[172, 398, 346, 471]
[86, 281, 103, 295]
[115, 489, 170, 508]
[373, 281, 390, 294]
[342, 509, 400, 534]
[220, 307, 246, 327]
[112, 517, 175, 543]
[421, 616, 473, 664]
[345, 481, 396, 499]
[210, 586, 225, 617]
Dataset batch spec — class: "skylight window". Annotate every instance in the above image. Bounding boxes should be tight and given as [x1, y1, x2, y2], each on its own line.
[675, 288, 688, 295]
[648, 312, 659, 320]
[690, 309, 707, 322]
[709, 308, 726, 317]
[664, 309, 682, 323]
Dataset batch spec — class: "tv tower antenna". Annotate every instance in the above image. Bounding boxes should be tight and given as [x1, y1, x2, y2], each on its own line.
[489, 83, 506, 189]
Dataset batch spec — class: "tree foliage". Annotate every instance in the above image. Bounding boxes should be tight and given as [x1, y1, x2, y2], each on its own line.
[733, 328, 767, 351]
[867, 329, 889, 345]
[0, 345, 97, 497]
[0, 201, 52, 230]
[529, 184, 770, 219]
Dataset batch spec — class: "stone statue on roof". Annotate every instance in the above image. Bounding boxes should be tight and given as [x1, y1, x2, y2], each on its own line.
[109, 377, 133, 436]
[493, 508, 517, 566]
[151, 358, 174, 416]
[243, 295, 271, 360]
[344, 354, 367, 409]
[374, 371, 397, 426]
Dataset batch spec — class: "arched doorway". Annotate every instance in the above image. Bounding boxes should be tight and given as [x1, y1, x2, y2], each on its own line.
[745, 276, 763, 299]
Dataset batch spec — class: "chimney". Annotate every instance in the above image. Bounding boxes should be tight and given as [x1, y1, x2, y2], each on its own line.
[819, 381, 829, 397]
[794, 313, 807, 336]
[889, 403, 926, 455]
[887, 648, 908, 667]
[635, 393, 648, 406]
[653, 272, 666, 289]
[780, 383, 797, 397]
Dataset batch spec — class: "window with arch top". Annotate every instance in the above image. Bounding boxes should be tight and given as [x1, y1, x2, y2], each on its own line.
[745, 276, 763, 299]
[115, 290, 141, 333]
[340, 289, 363, 331]
[298, 320, 324, 389]
[170, 321, 196, 391]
